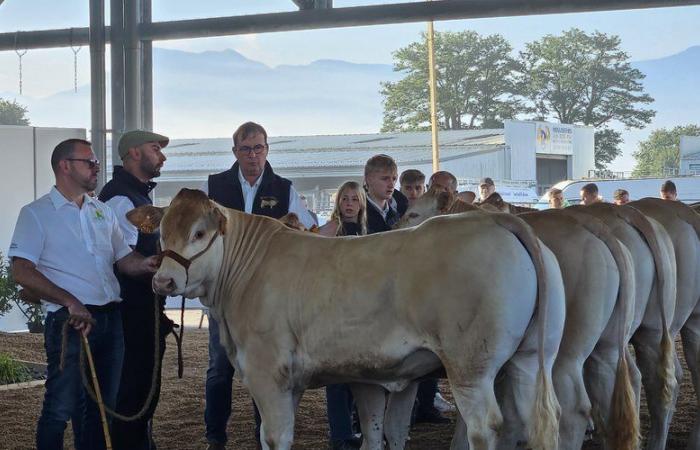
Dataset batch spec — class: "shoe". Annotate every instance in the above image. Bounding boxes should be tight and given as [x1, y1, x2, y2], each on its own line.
[434, 392, 456, 413]
[414, 406, 451, 424]
[329, 437, 362, 450]
[206, 443, 226, 450]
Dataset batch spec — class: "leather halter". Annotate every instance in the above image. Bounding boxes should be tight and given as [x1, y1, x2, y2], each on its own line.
[158, 230, 220, 285]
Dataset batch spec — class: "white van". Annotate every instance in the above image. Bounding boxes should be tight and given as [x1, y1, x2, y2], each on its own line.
[535, 176, 700, 208]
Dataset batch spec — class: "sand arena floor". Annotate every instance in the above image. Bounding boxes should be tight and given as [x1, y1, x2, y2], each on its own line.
[0, 324, 695, 449]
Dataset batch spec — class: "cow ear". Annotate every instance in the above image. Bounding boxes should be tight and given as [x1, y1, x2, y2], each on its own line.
[213, 207, 227, 235]
[127, 205, 166, 234]
[437, 191, 453, 213]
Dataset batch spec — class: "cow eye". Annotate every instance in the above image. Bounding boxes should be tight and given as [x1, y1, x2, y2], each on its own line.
[193, 230, 205, 240]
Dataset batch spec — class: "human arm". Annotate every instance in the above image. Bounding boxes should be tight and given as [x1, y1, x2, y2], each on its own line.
[318, 220, 339, 237]
[104, 195, 138, 248]
[11, 257, 94, 335]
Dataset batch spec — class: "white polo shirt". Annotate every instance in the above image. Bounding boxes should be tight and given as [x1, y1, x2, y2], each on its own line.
[8, 187, 132, 313]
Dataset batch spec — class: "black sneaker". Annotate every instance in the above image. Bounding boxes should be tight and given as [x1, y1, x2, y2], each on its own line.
[414, 406, 450, 424]
[329, 437, 362, 450]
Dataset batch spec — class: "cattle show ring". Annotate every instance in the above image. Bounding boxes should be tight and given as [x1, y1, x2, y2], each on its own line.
[2, 1, 700, 450]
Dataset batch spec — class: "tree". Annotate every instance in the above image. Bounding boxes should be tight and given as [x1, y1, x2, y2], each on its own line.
[518, 29, 655, 169]
[594, 128, 623, 171]
[0, 98, 30, 126]
[381, 31, 522, 132]
[632, 125, 700, 177]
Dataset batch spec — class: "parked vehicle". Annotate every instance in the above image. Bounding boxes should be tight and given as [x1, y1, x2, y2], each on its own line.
[535, 176, 700, 208]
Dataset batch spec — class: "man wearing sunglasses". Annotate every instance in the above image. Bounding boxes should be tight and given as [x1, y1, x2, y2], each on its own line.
[9, 138, 159, 450]
[98, 130, 172, 450]
[201, 121, 315, 450]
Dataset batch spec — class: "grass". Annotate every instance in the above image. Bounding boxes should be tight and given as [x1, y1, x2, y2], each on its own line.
[0, 352, 32, 385]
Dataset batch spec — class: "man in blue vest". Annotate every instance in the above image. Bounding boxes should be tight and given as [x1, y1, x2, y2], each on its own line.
[202, 121, 314, 450]
[99, 130, 173, 450]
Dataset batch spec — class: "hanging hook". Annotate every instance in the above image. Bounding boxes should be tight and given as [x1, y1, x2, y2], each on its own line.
[14, 31, 28, 95]
[70, 28, 82, 93]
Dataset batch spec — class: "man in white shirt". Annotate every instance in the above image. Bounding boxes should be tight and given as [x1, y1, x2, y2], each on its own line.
[202, 121, 313, 450]
[9, 138, 158, 450]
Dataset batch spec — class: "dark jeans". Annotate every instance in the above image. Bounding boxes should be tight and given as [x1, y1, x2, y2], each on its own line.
[36, 305, 124, 450]
[112, 303, 171, 450]
[326, 384, 354, 441]
[205, 314, 260, 445]
[416, 378, 438, 413]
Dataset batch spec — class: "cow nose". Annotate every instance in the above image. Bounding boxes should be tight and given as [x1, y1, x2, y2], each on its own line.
[153, 274, 176, 295]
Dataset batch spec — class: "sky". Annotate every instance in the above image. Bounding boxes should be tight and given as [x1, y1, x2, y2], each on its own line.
[1, 0, 699, 171]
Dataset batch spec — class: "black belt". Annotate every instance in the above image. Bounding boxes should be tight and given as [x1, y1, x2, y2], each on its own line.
[85, 302, 120, 313]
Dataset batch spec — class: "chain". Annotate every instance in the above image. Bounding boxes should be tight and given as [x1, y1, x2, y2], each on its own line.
[14, 32, 27, 95]
[70, 28, 82, 93]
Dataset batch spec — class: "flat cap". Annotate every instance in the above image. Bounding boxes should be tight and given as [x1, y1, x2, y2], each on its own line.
[118, 130, 169, 160]
[479, 177, 495, 187]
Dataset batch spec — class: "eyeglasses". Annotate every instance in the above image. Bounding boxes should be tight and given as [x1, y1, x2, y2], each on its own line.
[66, 158, 101, 169]
[235, 144, 267, 155]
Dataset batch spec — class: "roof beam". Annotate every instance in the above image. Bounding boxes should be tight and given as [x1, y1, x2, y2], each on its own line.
[1, 0, 699, 50]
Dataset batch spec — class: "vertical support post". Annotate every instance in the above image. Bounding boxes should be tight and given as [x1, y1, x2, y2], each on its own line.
[427, 18, 439, 173]
[142, 0, 153, 131]
[111, 0, 125, 167]
[124, 0, 142, 131]
[89, 0, 107, 187]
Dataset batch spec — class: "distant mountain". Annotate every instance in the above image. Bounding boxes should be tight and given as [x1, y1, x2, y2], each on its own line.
[5, 46, 699, 171]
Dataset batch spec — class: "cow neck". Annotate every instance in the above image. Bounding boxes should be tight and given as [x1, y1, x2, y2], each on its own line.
[208, 210, 283, 311]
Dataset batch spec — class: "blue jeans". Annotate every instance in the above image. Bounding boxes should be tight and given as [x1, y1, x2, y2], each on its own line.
[205, 314, 260, 445]
[326, 384, 354, 441]
[36, 305, 124, 450]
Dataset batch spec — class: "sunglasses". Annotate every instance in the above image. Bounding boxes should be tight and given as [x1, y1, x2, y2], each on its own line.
[66, 158, 101, 169]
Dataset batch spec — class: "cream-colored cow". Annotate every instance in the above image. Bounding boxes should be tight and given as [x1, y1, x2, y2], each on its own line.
[399, 189, 640, 450]
[628, 198, 700, 450]
[129, 188, 564, 450]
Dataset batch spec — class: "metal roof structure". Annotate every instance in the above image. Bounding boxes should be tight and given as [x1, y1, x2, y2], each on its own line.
[157, 129, 504, 180]
[2, 0, 700, 187]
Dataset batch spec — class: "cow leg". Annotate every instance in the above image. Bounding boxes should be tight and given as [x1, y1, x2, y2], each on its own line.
[631, 328, 678, 450]
[681, 313, 700, 450]
[350, 383, 386, 450]
[494, 358, 535, 449]
[384, 381, 419, 450]
[252, 386, 296, 450]
[450, 417, 469, 450]
[449, 378, 501, 450]
[553, 358, 590, 450]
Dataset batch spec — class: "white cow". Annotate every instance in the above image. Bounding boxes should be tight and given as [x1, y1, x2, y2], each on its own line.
[398, 189, 640, 450]
[129, 188, 564, 450]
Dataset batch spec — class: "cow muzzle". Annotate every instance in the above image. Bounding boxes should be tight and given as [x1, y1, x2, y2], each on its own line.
[153, 273, 177, 295]
[154, 230, 221, 295]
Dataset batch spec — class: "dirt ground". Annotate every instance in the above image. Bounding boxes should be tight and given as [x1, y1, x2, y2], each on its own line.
[0, 329, 694, 449]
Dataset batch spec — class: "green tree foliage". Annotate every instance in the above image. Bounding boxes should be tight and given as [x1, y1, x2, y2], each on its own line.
[381, 31, 522, 132]
[632, 125, 700, 177]
[594, 128, 624, 171]
[518, 28, 655, 168]
[0, 255, 18, 317]
[0, 98, 30, 126]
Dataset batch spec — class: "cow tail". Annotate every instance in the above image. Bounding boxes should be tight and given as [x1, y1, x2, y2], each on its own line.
[491, 214, 560, 450]
[568, 212, 640, 450]
[619, 206, 676, 407]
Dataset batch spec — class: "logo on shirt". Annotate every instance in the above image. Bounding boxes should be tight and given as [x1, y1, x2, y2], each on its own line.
[260, 196, 278, 209]
[94, 209, 105, 220]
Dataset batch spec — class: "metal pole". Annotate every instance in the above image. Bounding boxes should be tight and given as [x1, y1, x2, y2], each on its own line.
[89, 0, 107, 188]
[142, 0, 153, 131]
[124, 0, 142, 131]
[3, 0, 700, 51]
[111, 0, 125, 167]
[427, 19, 439, 173]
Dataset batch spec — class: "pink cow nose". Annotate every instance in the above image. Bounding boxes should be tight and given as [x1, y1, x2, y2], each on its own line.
[153, 274, 176, 295]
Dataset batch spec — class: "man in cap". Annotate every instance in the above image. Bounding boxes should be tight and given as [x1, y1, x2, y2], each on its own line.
[660, 179, 678, 201]
[99, 129, 172, 450]
[477, 177, 496, 203]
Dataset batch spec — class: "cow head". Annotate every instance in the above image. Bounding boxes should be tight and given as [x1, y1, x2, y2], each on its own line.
[128, 188, 227, 298]
[395, 186, 455, 229]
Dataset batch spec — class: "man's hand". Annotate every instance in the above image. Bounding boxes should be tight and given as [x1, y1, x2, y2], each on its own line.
[142, 255, 160, 274]
[117, 252, 160, 278]
[66, 300, 94, 336]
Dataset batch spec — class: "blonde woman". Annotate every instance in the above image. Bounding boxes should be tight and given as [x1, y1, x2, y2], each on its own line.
[320, 181, 367, 237]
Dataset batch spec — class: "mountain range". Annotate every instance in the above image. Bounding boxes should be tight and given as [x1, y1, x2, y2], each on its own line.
[2, 45, 699, 171]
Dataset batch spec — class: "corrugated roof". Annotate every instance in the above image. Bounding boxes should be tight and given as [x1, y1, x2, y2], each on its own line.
[161, 129, 505, 174]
